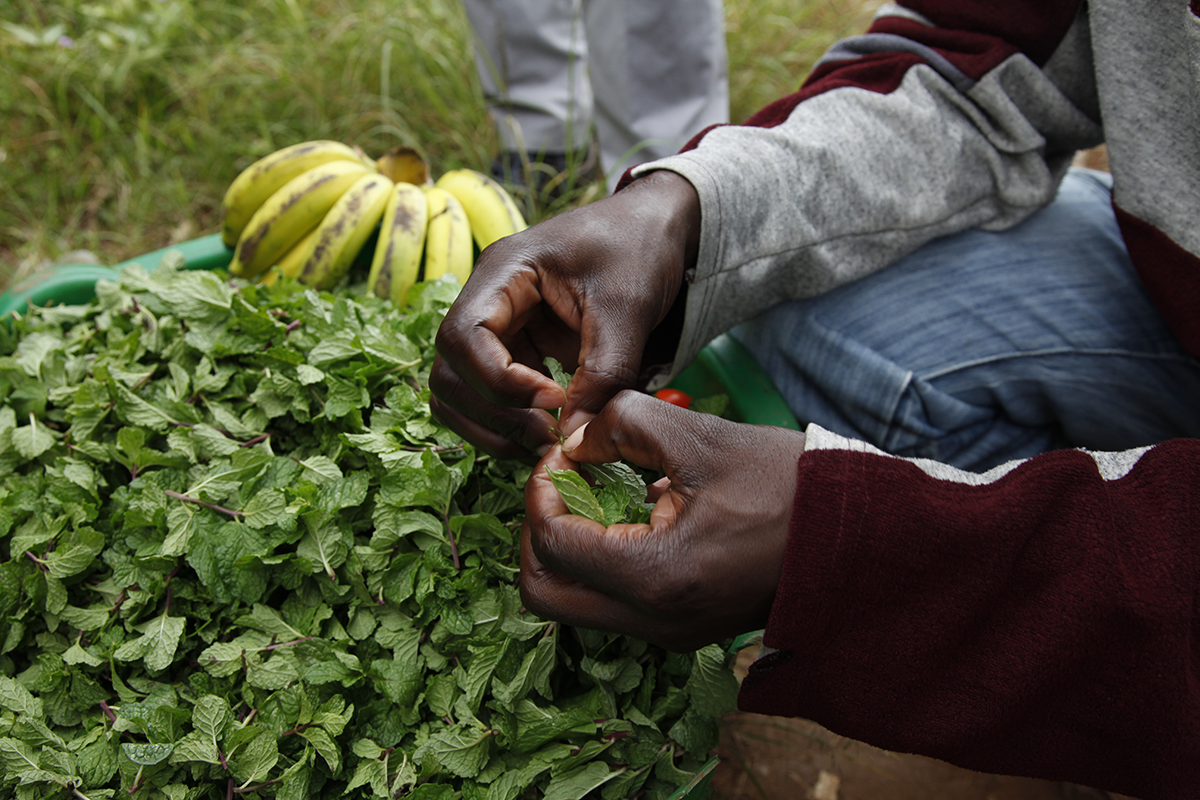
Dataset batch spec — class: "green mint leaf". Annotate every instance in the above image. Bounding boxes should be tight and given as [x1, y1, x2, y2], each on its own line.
[668, 706, 719, 759]
[170, 731, 221, 765]
[144, 266, 234, 323]
[543, 357, 572, 391]
[193, 695, 232, 752]
[460, 642, 504, 715]
[689, 393, 730, 417]
[684, 644, 740, 719]
[0, 736, 41, 775]
[544, 468, 607, 525]
[345, 756, 389, 797]
[414, 723, 493, 778]
[114, 612, 186, 672]
[42, 528, 105, 580]
[232, 729, 279, 788]
[11, 413, 56, 460]
[121, 742, 174, 766]
[493, 631, 557, 706]
[596, 482, 631, 528]
[0, 677, 43, 719]
[297, 516, 349, 582]
[62, 640, 104, 668]
[296, 454, 343, 482]
[542, 761, 620, 800]
[298, 726, 341, 776]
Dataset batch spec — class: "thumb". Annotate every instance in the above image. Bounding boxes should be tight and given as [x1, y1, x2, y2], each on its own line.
[562, 390, 699, 476]
[559, 320, 648, 435]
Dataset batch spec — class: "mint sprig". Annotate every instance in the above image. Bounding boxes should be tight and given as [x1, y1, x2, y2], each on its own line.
[542, 359, 655, 526]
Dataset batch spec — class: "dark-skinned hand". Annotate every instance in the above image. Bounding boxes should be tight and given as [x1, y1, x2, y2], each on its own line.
[430, 170, 700, 461]
[521, 390, 806, 652]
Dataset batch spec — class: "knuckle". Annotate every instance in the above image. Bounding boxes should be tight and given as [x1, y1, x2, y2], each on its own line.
[433, 318, 469, 357]
[518, 574, 555, 621]
[583, 362, 640, 389]
[427, 357, 457, 397]
[605, 389, 650, 429]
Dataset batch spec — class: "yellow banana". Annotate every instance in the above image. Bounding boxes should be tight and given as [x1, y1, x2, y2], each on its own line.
[434, 168, 527, 250]
[298, 172, 395, 291]
[376, 146, 433, 187]
[367, 182, 428, 306]
[258, 225, 321, 287]
[228, 160, 371, 280]
[422, 186, 474, 287]
[220, 140, 365, 247]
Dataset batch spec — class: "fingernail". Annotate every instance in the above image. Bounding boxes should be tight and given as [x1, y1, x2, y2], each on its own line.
[562, 423, 588, 454]
[535, 443, 553, 458]
[531, 384, 566, 410]
[561, 410, 596, 437]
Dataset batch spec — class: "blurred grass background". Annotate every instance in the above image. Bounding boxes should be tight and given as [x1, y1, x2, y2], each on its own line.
[0, 0, 878, 290]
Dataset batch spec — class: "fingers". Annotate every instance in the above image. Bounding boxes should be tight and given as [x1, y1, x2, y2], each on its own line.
[562, 390, 715, 478]
[521, 457, 696, 648]
[524, 445, 682, 606]
[559, 321, 648, 434]
[523, 394, 806, 650]
[434, 253, 567, 411]
[519, 519, 658, 641]
[431, 171, 701, 457]
[429, 356, 560, 460]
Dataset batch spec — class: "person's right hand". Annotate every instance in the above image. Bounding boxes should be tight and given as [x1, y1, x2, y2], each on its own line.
[430, 170, 701, 461]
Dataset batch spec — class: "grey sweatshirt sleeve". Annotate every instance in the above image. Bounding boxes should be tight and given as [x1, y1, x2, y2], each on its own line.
[632, 3, 1103, 388]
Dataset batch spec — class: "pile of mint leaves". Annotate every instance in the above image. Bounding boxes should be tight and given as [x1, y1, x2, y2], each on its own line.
[0, 256, 740, 800]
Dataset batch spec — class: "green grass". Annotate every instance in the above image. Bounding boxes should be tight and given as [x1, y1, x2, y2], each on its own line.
[0, 0, 876, 290]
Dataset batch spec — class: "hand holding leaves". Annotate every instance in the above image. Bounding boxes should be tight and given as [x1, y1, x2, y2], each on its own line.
[523, 390, 807, 652]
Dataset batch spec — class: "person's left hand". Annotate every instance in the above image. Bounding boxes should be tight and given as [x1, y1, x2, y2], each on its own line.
[520, 390, 806, 651]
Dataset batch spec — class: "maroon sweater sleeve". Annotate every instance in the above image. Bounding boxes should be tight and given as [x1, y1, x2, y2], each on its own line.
[739, 438, 1200, 800]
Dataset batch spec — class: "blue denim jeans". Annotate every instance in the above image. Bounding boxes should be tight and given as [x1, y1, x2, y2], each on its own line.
[731, 168, 1200, 472]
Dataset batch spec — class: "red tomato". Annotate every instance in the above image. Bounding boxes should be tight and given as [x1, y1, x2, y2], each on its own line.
[654, 388, 692, 409]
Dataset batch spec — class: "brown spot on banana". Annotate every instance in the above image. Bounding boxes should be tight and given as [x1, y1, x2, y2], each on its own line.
[236, 171, 342, 266]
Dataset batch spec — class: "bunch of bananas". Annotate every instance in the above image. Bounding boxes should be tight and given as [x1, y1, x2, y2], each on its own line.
[220, 140, 527, 304]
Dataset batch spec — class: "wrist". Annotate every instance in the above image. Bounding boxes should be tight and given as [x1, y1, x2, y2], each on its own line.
[619, 169, 702, 279]
[618, 171, 701, 381]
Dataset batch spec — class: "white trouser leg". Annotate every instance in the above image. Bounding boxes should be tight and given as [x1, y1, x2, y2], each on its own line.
[583, 0, 729, 191]
[461, 0, 594, 154]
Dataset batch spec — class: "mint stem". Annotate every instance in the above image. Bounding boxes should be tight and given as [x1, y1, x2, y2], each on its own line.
[233, 781, 280, 794]
[163, 490, 243, 518]
[262, 636, 312, 651]
[442, 505, 460, 570]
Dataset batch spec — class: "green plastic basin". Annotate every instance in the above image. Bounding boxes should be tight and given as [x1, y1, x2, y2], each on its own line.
[0, 234, 234, 319]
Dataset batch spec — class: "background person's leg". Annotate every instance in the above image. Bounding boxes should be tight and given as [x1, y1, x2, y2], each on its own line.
[583, 0, 729, 193]
[462, 0, 593, 158]
[732, 169, 1200, 472]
